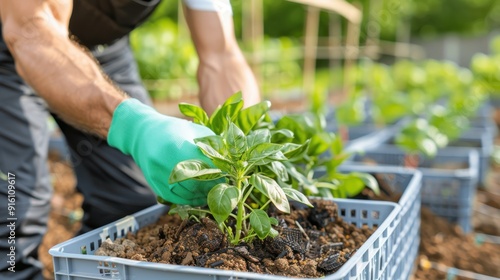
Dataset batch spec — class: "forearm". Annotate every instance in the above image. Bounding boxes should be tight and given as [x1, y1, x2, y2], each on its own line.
[197, 50, 260, 114]
[183, 6, 260, 115]
[2, 8, 126, 138]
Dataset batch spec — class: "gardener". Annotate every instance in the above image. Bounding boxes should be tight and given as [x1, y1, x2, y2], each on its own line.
[0, 0, 260, 279]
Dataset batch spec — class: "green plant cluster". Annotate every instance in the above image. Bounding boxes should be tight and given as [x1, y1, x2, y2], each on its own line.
[166, 92, 379, 245]
[335, 58, 487, 157]
[471, 36, 500, 96]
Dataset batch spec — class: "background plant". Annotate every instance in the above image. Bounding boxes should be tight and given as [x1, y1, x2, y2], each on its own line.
[272, 111, 380, 199]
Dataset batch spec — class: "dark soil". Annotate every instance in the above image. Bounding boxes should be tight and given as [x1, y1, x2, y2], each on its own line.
[94, 199, 373, 278]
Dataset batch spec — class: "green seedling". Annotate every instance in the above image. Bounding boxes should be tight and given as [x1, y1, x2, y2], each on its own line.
[168, 92, 312, 245]
[273, 112, 380, 199]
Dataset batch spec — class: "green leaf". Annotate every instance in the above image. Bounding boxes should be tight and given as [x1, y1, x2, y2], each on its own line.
[341, 177, 365, 197]
[249, 209, 272, 239]
[169, 160, 223, 184]
[209, 92, 244, 134]
[196, 142, 231, 163]
[284, 162, 318, 193]
[246, 129, 271, 147]
[281, 141, 310, 162]
[318, 187, 335, 199]
[196, 142, 234, 172]
[250, 174, 290, 213]
[317, 179, 346, 198]
[350, 172, 380, 195]
[331, 134, 344, 155]
[326, 152, 351, 174]
[271, 128, 294, 143]
[235, 100, 271, 134]
[275, 115, 315, 143]
[268, 161, 289, 181]
[282, 188, 313, 207]
[207, 183, 239, 224]
[178, 103, 209, 125]
[225, 122, 247, 157]
[268, 227, 279, 238]
[247, 143, 284, 164]
[195, 135, 227, 156]
[168, 205, 190, 220]
[308, 132, 333, 156]
[156, 196, 170, 205]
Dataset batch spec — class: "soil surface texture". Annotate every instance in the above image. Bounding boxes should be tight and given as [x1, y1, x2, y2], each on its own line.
[94, 199, 373, 278]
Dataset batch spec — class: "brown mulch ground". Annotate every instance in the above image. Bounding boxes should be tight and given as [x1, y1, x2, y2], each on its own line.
[40, 159, 82, 280]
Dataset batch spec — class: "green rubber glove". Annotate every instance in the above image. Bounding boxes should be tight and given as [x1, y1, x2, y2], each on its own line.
[108, 98, 218, 206]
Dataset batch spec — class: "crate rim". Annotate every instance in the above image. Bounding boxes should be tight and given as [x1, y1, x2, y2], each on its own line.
[49, 199, 401, 280]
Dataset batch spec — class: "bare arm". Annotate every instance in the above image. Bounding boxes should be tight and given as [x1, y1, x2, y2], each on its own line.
[182, 4, 260, 115]
[0, 0, 127, 138]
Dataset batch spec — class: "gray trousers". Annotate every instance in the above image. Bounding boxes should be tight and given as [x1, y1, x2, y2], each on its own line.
[0, 37, 157, 279]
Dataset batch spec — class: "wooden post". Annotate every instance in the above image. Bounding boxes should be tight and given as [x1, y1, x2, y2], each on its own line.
[287, 0, 362, 100]
[303, 6, 320, 97]
[242, 0, 263, 88]
[343, 19, 361, 99]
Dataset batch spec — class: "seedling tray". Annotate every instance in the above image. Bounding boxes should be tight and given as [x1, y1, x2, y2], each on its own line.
[349, 145, 479, 233]
[50, 199, 399, 280]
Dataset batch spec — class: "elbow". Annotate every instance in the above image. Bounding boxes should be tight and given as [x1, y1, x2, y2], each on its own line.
[1, 21, 29, 77]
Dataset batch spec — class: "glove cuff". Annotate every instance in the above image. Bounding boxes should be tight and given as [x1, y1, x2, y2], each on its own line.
[108, 98, 157, 154]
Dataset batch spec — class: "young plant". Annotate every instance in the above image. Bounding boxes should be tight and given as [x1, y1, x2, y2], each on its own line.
[168, 93, 312, 245]
[273, 112, 380, 199]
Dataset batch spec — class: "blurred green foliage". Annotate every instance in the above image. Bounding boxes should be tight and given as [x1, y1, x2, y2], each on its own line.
[471, 36, 500, 95]
[411, 0, 500, 38]
[333, 58, 487, 157]
[130, 17, 198, 100]
[131, 1, 500, 102]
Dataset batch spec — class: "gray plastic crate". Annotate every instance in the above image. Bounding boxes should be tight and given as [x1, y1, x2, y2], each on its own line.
[337, 165, 421, 280]
[50, 199, 400, 280]
[448, 125, 495, 187]
[350, 145, 479, 233]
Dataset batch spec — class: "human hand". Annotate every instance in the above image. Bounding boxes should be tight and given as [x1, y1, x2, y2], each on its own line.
[107, 98, 219, 206]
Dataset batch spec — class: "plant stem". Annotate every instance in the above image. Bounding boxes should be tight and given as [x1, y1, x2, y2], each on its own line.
[233, 177, 245, 245]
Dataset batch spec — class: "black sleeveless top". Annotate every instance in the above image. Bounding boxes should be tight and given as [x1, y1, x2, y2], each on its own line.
[0, 0, 160, 52]
[69, 0, 160, 48]
[0, 0, 160, 81]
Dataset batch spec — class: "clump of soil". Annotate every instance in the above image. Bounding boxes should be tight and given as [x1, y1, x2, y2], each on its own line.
[414, 207, 500, 280]
[95, 199, 374, 278]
